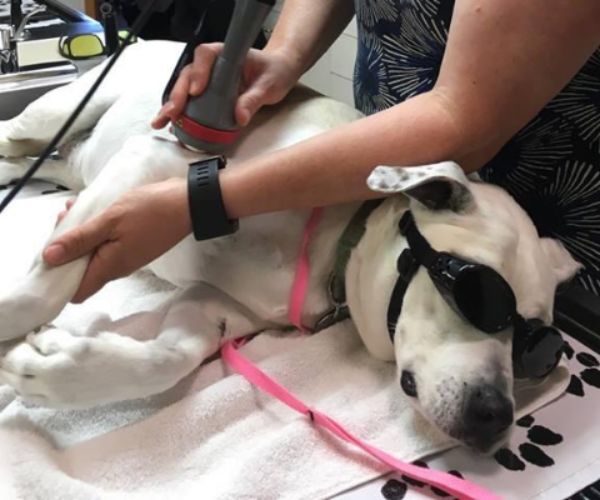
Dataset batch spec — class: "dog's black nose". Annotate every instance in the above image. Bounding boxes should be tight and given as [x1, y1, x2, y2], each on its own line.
[462, 384, 513, 450]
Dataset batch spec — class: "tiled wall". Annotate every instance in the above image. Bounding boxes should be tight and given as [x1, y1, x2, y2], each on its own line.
[264, 1, 358, 108]
[63, 0, 85, 13]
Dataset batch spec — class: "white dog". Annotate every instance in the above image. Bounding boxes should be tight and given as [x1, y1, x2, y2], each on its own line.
[0, 41, 579, 451]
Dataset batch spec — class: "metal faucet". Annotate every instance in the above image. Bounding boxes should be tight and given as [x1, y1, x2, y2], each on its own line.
[13, 4, 47, 41]
[10, 0, 23, 34]
[0, 26, 17, 73]
[0, 3, 47, 73]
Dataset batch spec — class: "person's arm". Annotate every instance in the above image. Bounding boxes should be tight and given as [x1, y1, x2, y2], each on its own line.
[437, 0, 600, 167]
[219, 0, 600, 218]
[264, 0, 355, 74]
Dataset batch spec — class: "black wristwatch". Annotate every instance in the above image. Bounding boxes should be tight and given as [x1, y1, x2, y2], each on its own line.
[187, 156, 239, 241]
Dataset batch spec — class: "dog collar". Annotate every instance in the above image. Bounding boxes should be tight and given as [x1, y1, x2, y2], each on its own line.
[313, 199, 384, 332]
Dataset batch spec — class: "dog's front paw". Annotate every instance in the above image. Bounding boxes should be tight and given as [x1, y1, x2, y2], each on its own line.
[0, 328, 93, 408]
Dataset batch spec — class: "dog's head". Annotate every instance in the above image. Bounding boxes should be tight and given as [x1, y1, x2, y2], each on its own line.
[349, 161, 580, 452]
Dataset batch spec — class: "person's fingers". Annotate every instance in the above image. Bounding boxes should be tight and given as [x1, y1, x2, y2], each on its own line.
[168, 65, 194, 117]
[70, 242, 125, 303]
[152, 44, 223, 129]
[151, 102, 174, 129]
[43, 214, 113, 266]
[236, 81, 272, 126]
[151, 66, 191, 129]
[188, 43, 221, 95]
[151, 99, 178, 129]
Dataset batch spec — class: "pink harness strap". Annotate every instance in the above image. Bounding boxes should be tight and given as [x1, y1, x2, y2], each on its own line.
[221, 208, 500, 500]
[287, 207, 323, 331]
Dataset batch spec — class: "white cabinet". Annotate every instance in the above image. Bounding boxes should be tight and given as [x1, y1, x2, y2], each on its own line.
[300, 19, 358, 107]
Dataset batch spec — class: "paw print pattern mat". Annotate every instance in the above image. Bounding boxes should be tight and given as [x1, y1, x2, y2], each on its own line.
[336, 335, 600, 500]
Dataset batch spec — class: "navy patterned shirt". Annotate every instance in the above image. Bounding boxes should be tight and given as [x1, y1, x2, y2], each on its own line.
[353, 0, 600, 295]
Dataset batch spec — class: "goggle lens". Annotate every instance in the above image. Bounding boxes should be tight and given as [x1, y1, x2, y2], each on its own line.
[429, 255, 516, 334]
[69, 35, 104, 58]
[515, 324, 564, 379]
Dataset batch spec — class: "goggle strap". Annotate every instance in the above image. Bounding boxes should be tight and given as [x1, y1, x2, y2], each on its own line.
[399, 211, 437, 268]
[387, 249, 420, 341]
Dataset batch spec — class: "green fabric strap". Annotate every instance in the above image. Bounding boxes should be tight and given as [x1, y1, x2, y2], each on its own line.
[330, 198, 385, 304]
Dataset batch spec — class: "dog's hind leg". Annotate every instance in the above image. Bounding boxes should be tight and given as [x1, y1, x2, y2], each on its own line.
[0, 60, 121, 158]
[0, 155, 83, 190]
[0, 284, 268, 408]
[0, 42, 178, 159]
[0, 134, 197, 341]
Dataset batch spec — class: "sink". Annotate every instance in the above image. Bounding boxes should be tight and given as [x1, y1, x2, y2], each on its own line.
[0, 63, 78, 119]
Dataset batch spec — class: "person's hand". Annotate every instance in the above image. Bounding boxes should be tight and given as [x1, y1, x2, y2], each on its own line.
[43, 178, 191, 303]
[151, 44, 301, 129]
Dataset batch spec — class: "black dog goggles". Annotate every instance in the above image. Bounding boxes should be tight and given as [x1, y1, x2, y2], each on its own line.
[387, 211, 564, 379]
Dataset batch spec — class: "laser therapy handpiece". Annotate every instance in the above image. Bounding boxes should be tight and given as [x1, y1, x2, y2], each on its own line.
[173, 0, 275, 153]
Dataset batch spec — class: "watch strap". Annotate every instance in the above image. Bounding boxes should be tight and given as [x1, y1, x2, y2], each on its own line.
[187, 156, 239, 241]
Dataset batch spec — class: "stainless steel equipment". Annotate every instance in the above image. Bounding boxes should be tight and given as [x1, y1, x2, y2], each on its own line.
[0, 63, 78, 119]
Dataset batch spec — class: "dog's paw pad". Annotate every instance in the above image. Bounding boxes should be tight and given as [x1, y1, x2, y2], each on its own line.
[494, 447, 526, 471]
[566, 374, 585, 396]
[527, 425, 563, 446]
[580, 368, 600, 389]
[516, 414, 535, 427]
[381, 479, 407, 499]
[576, 351, 599, 367]
[562, 341, 574, 359]
[519, 442, 555, 467]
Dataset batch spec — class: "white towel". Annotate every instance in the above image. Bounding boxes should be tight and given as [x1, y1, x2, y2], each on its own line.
[0, 193, 570, 500]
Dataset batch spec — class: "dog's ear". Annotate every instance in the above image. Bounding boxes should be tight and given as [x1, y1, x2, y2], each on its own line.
[539, 238, 582, 286]
[367, 161, 474, 212]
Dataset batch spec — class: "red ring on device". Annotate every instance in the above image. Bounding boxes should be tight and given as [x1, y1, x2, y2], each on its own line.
[175, 115, 240, 145]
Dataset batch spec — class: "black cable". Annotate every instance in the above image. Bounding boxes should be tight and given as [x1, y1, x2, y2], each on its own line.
[0, 0, 160, 214]
[161, 7, 208, 105]
[100, 0, 120, 56]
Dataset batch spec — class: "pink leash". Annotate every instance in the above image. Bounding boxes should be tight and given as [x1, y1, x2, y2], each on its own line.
[221, 208, 500, 500]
